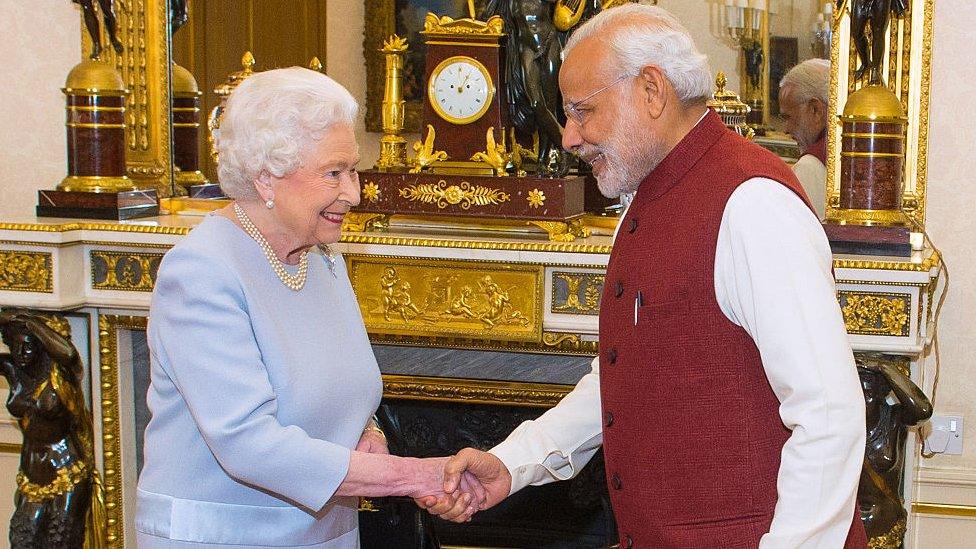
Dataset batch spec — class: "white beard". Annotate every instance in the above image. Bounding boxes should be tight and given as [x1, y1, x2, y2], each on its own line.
[587, 110, 667, 199]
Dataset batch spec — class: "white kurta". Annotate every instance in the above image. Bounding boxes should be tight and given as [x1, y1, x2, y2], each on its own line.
[792, 153, 827, 220]
[491, 178, 866, 548]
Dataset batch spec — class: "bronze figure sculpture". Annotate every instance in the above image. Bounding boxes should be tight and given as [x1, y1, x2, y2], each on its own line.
[73, 0, 124, 60]
[1, 312, 104, 548]
[170, 0, 188, 37]
[839, 0, 908, 83]
[484, 0, 574, 177]
[856, 354, 932, 545]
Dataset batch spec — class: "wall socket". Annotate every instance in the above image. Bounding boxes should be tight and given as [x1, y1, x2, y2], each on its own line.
[925, 415, 965, 455]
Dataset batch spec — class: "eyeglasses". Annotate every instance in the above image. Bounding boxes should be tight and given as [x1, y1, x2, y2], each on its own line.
[563, 74, 634, 126]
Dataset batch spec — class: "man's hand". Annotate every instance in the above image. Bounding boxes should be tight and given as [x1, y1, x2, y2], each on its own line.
[418, 448, 512, 522]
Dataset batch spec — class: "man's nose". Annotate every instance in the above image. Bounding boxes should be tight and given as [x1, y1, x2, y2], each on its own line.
[562, 118, 584, 152]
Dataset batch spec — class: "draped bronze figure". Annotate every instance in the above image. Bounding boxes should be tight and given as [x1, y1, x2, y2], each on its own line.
[856, 354, 932, 545]
[484, 0, 575, 177]
[73, 0, 124, 60]
[1, 312, 104, 549]
[839, 0, 908, 84]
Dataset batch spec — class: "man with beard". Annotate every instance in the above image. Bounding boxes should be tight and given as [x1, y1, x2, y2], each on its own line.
[420, 5, 867, 548]
[779, 58, 831, 219]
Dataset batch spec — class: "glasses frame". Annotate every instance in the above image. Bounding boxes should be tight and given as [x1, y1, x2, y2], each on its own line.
[562, 73, 634, 126]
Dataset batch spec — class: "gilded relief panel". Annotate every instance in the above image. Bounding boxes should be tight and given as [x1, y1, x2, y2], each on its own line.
[0, 250, 54, 293]
[551, 271, 604, 316]
[346, 255, 543, 343]
[90, 251, 164, 292]
[838, 290, 912, 337]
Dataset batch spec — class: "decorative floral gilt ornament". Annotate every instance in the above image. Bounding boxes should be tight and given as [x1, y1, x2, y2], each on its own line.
[399, 180, 511, 210]
[362, 182, 381, 203]
[527, 189, 546, 208]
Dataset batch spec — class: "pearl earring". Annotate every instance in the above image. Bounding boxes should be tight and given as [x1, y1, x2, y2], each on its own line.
[265, 198, 275, 209]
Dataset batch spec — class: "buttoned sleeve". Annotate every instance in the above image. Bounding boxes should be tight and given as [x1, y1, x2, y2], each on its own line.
[489, 356, 604, 494]
[148, 244, 351, 512]
[714, 178, 865, 548]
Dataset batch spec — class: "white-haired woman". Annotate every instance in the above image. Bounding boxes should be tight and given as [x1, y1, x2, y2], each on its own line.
[136, 68, 481, 548]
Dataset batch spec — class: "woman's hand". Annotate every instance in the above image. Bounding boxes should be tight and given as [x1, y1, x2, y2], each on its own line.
[411, 457, 487, 522]
[355, 429, 388, 455]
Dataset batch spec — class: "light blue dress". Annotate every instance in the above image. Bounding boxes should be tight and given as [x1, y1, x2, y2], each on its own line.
[136, 214, 382, 548]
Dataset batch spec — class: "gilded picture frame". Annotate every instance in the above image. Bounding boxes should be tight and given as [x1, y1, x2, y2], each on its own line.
[364, 0, 488, 133]
[825, 0, 934, 227]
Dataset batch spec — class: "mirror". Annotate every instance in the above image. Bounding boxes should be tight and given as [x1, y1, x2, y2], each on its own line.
[168, 0, 330, 197]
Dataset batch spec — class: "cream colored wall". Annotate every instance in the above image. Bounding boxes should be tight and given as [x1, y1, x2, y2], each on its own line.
[0, 1, 80, 219]
[1, 0, 975, 545]
[910, 0, 976, 542]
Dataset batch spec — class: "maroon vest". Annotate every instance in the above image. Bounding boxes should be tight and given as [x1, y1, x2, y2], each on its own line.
[599, 110, 866, 548]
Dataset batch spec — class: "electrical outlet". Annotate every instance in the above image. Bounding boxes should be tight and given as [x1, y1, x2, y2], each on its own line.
[925, 415, 965, 455]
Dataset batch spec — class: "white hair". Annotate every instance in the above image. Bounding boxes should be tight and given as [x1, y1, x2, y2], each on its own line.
[780, 58, 830, 106]
[215, 67, 358, 199]
[563, 4, 713, 104]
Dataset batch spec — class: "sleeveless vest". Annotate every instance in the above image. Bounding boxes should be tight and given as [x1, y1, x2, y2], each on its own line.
[598, 110, 866, 548]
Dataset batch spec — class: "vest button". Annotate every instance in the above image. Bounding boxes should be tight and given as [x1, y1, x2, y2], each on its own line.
[614, 281, 624, 297]
[608, 349, 617, 364]
[628, 218, 638, 233]
[611, 474, 622, 490]
[604, 411, 614, 427]
[624, 534, 634, 548]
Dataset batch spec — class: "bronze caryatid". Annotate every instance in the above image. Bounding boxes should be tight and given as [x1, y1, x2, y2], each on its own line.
[856, 354, 932, 545]
[484, 0, 576, 177]
[839, 0, 908, 84]
[0, 312, 105, 549]
[73, 0, 124, 61]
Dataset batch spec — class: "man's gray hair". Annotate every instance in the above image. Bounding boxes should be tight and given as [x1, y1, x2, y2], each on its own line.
[563, 4, 713, 104]
[780, 58, 831, 106]
[215, 67, 358, 200]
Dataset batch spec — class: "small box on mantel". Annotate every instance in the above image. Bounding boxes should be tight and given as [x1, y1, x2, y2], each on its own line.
[37, 188, 159, 220]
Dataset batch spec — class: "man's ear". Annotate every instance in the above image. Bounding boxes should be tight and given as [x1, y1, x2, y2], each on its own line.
[809, 98, 829, 120]
[637, 65, 669, 119]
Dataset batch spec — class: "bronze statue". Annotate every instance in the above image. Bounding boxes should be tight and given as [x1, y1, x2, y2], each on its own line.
[840, 0, 908, 83]
[170, 0, 189, 37]
[484, 0, 574, 177]
[1, 312, 103, 548]
[856, 354, 932, 544]
[73, 0, 124, 60]
[743, 41, 764, 91]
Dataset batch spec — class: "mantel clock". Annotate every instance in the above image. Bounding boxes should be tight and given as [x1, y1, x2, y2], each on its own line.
[420, 13, 507, 162]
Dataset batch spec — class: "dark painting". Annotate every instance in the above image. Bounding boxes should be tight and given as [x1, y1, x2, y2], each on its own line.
[768, 36, 799, 117]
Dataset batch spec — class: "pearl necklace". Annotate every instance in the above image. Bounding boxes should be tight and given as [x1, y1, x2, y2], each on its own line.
[234, 203, 309, 291]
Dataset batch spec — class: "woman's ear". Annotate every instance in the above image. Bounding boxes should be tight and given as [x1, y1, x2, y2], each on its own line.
[254, 171, 275, 202]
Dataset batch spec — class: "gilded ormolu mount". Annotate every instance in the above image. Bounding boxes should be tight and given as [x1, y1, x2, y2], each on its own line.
[409, 125, 449, 173]
[470, 127, 512, 177]
[376, 35, 409, 170]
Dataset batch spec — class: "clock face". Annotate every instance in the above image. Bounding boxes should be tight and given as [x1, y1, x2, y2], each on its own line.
[428, 56, 494, 125]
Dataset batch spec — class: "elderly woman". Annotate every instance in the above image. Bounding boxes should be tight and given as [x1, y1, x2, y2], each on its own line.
[136, 68, 480, 548]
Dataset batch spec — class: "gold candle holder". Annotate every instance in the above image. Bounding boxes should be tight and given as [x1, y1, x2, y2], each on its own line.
[376, 35, 409, 170]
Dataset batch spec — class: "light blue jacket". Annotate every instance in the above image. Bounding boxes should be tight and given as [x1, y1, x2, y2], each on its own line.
[136, 215, 382, 548]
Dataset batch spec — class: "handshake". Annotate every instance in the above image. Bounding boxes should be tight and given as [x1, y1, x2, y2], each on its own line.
[409, 448, 513, 523]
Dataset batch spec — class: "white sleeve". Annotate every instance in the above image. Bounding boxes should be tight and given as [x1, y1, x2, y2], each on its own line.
[715, 178, 865, 548]
[489, 356, 603, 495]
[790, 155, 827, 220]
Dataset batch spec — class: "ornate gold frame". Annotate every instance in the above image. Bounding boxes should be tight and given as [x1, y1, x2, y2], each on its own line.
[80, 0, 172, 194]
[97, 314, 148, 548]
[825, 0, 934, 226]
